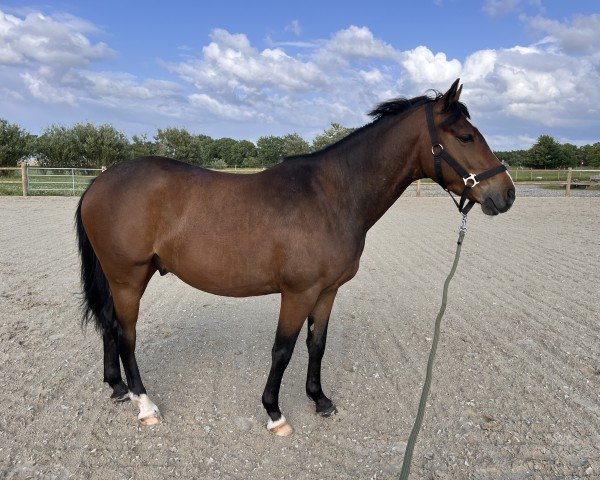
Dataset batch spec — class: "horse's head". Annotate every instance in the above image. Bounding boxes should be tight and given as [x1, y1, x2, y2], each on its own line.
[418, 79, 515, 215]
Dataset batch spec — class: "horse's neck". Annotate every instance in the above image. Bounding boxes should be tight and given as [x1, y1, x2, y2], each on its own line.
[317, 116, 422, 232]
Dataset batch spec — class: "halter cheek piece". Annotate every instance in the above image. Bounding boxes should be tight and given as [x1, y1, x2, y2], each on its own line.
[425, 103, 507, 214]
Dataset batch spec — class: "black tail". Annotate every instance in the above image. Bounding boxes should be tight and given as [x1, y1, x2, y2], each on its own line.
[75, 184, 118, 336]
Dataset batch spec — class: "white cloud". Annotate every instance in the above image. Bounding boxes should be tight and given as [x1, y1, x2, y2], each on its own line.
[483, 0, 521, 18]
[401, 46, 461, 88]
[359, 69, 385, 85]
[0, 10, 113, 68]
[21, 70, 78, 105]
[483, 0, 544, 18]
[188, 93, 262, 121]
[461, 43, 599, 129]
[285, 20, 302, 36]
[525, 14, 600, 53]
[463, 49, 497, 82]
[168, 28, 325, 94]
[0, 86, 22, 100]
[317, 25, 398, 65]
[1, 8, 598, 149]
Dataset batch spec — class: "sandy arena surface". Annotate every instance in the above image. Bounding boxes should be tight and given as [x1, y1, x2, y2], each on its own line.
[0, 196, 598, 479]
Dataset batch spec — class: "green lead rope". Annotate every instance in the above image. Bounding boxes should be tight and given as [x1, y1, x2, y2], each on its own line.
[399, 216, 468, 480]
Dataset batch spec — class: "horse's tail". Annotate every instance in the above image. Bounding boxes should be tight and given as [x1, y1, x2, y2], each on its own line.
[75, 182, 117, 336]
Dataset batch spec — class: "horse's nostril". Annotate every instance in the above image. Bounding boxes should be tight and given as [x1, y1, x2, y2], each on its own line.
[507, 188, 516, 202]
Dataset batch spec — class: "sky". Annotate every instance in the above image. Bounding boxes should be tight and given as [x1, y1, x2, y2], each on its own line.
[0, 1, 599, 150]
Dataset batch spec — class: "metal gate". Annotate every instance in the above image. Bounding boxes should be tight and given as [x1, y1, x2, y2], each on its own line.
[26, 167, 102, 195]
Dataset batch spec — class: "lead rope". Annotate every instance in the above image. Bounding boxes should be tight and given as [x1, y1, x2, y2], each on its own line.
[399, 213, 469, 480]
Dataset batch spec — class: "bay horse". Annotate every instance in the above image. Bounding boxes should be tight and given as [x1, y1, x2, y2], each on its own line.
[76, 79, 514, 434]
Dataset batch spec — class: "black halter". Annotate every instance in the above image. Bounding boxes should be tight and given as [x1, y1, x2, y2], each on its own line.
[425, 102, 507, 214]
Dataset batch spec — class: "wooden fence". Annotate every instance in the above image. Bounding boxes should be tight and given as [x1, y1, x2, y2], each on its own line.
[1, 166, 599, 197]
[413, 168, 600, 197]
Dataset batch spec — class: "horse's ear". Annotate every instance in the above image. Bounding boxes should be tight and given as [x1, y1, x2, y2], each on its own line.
[442, 78, 461, 111]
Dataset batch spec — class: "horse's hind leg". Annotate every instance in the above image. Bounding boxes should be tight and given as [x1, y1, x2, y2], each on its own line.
[103, 331, 129, 402]
[306, 288, 337, 416]
[108, 266, 160, 426]
[262, 290, 319, 436]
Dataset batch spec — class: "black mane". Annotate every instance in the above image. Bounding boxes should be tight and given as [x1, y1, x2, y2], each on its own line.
[369, 90, 470, 126]
[368, 93, 440, 121]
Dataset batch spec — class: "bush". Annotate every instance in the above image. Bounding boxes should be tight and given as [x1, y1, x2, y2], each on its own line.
[208, 158, 228, 169]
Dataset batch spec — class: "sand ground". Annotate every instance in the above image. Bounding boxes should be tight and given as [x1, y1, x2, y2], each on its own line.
[0, 196, 598, 479]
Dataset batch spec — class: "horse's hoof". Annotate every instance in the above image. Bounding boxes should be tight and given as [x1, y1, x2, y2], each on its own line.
[131, 393, 161, 426]
[317, 403, 337, 417]
[139, 414, 161, 426]
[267, 416, 293, 436]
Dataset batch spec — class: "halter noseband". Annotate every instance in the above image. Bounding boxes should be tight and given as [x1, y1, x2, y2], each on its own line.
[425, 102, 507, 214]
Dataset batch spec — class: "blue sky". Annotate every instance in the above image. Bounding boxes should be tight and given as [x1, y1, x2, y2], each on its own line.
[0, 1, 599, 149]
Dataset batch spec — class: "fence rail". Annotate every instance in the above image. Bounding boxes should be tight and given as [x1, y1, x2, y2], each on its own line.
[1, 166, 599, 197]
[24, 167, 103, 196]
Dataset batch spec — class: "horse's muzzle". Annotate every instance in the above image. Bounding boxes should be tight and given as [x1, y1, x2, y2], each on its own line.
[481, 187, 515, 216]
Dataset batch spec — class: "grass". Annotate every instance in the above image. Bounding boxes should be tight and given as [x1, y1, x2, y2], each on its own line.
[541, 184, 600, 191]
[508, 168, 597, 182]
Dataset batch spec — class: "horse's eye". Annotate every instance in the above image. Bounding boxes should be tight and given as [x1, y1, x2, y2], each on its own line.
[457, 134, 474, 143]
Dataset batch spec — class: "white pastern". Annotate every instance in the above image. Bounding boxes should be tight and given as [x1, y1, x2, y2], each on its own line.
[267, 415, 287, 430]
[130, 393, 160, 420]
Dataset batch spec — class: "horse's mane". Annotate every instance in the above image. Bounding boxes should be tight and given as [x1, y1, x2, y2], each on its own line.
[369, 90, 470, 126]
[285, 90, 470, 161]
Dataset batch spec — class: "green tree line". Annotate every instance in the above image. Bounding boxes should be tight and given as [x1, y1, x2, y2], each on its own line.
[495, 135, 600, 168]
[0, 119, 354, 169]
[1, 118, 598, 169]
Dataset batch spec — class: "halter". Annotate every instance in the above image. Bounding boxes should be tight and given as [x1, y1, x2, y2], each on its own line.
[425, 102, 507, 214]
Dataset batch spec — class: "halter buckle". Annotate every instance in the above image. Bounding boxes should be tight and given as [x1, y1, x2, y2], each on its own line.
[431, 144, 444, 157]
[463, 174, 479, 187]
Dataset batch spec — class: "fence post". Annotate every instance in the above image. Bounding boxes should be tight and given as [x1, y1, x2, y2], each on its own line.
[565, 167, 572, 197]
[72, 168, 75, 195]
[21, 162, 28, 197]
[416, 180, 421, 197]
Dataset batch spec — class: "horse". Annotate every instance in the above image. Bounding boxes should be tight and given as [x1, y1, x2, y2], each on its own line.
[75, 79, 515, 435]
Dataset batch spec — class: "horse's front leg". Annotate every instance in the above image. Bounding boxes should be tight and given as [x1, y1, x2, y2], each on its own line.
[306, 288, 337, 416]
[262, 290, 319, 436]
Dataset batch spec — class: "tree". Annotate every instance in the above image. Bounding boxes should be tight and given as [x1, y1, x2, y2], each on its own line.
[495, 150, 528, 167]
[209, 138, 239, 166]
[281, 133, 310, 157]
[0, 119, 34, 166]
[525, 135, 568, 168]
[77, 124, 130, 167]
[196, 134, 215, 166]
[560, 143, 579, 168]
[131, 133, 158, 158]
[311, 123, 355, 152]
[232, 140, 257, 166]
[35, 123, 130, 167]
[155, 128, 212, 166]
[256, 135, 286, 166]
[35, 125, 80, 167]
[581, 143, 600, 168]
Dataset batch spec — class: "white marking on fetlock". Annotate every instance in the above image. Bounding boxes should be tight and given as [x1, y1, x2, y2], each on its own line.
[267, 414, 293, 436]
[130, 393, 160, 422]
[267, 415, 287, 431]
